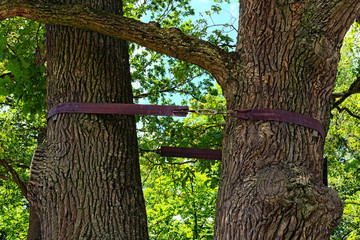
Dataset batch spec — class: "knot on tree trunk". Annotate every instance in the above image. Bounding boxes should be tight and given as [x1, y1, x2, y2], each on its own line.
[27, 144, 48, 240]
[28, 144, 48, 205]
[255, 165, 342, 223]
[218, 165, 343, 240]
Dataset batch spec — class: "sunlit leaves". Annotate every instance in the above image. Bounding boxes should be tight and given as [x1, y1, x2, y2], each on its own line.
[128, 1, 233, 238]
[0, 17, 46, 238]
[328, 21, 360, 240]
[0, 101, 45, 239]
[138, 85, 224, 238]
[142, 163, 218, 239]
[0, 18, 46, 115]
[0, 180, 29, 240]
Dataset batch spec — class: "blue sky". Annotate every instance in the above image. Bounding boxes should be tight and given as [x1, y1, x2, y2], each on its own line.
[132, 1, 239, 105]
[191, 0, 238, 16]
[190, 0, 239, 41]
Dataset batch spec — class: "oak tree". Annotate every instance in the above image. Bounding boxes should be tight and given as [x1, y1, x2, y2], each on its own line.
[1, 0, 360, 239]
[26, 0, 148, 239]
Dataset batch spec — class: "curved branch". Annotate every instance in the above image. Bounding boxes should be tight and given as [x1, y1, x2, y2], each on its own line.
[336, 106, 360, 120]
[332, 76, 360, 109]
[0, 175, 9, 180]
[142, 155, 218, 167]
[133, 86, 178, 99]
[134, 74, 199, 99]
[0, 0, 232, 87]
[344, 201, 360, 206]
[322, 0, 360, 42]
[0, 158, 28, 199]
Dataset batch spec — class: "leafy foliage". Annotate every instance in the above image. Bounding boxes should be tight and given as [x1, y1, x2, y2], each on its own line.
[143, 165, 218, 239]
[328, 22, 360, 240]
[0, 18, 46, 115]
[0, 180, 29, 240]
[127, 1, 234, 238]
[0, 17, 46, 239]
[0, 102, 45, 239]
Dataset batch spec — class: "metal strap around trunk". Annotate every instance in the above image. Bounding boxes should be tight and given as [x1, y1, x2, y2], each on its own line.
[232, 109, 325, 139]
[47, 103, 326, 160]
[47, 103, 325, 139]
[47, 102, 189, 119]
[159, 146, 222, 160]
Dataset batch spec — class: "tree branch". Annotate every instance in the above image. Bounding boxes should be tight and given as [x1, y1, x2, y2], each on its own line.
[134, 86, 177, 99]
[0, 175, 9, 180]
[0, 72, 14, 80]
[320, 0, 360, 44]
[344, 201, 360, 206]
[336, 107, 360, 120]
[0, 0, 232, 87]
[0, 158, 28, 199]
[332, 76, 360, 109]
[141, 154, 219, 167]
[133, 75, 198, 99]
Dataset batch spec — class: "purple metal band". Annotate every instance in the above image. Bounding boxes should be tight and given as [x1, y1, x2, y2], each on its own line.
[232, 109, 326, 139]
[160, 146, 222, 160]
[47, 103, 325, 140]
[47, 102, 189, 119]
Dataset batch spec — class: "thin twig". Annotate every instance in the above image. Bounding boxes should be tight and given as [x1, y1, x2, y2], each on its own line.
[344, 201, 360, 206]
[141, 163, 155, 185]
[332, 76, 360, 109]
[0, 175, 9, 180]
[142, 154, 199, 165]
[337, 107, 360, 120]
[133, 74, 201, 99]
[0, 158, 28, 199]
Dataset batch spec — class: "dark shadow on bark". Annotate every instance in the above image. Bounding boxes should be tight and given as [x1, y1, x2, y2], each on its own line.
[27, 207, 42, 240]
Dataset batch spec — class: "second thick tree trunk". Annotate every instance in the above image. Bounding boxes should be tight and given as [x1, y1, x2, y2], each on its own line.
[214, 1, 346, 239]
[28, 0, 148, 239]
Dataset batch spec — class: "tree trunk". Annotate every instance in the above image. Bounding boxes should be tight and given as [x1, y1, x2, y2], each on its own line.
[27, 0, 148, 239]
[214, 2, 349, 239]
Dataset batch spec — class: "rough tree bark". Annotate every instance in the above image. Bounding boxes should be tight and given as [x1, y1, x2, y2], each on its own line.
[214, 1, 355, 239]
[1, 0, 360, 239]
[27, 0, 148, 239]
